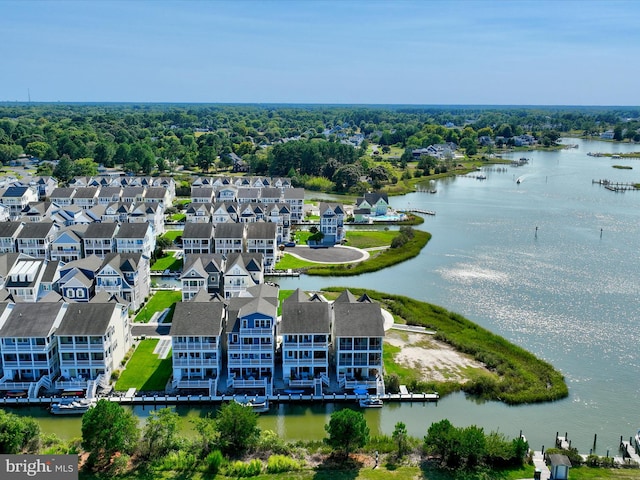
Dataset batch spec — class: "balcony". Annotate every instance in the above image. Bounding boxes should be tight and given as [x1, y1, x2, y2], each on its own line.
[172, 342, 217, 350]
[227, 344, 272, 352]
[172, 358, 217, 367]
[227, 358, 272, 366]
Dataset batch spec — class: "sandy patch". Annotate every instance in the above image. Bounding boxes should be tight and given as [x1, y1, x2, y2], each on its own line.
[386, 330, 489, 382]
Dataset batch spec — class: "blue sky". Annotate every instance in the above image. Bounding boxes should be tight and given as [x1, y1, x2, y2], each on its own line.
[1, 0, 639, 105]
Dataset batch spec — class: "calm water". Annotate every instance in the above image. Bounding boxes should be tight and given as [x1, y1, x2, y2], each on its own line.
[16, 139, 640, 453]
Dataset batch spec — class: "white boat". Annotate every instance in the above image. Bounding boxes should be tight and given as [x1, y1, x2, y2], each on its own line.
[634, 429, 640, 450]
[234, 395, 269, 413]
[359, 396, 384, 408]
[49, 398, 96, 415]
[476, 173, 487, 180]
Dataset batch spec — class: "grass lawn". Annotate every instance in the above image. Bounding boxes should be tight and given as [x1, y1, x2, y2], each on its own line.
[345, 230, 397, 249]
[114, 339, 172, 391]
[134, 290, 182, 323]
[151, 252, 183, 271]
[275, 254, 319, 270]
[161, 230, 183, 242]
[170, 213, 186, 222]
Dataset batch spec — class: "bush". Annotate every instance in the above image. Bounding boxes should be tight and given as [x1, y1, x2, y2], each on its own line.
[157, 450, 197, 471]
[257, 430, 291, 455]
[224, 459, 263, 477]
[266, 454, 304, 473]
[385, 373, 400, 394]
[205, 450, 224, 474]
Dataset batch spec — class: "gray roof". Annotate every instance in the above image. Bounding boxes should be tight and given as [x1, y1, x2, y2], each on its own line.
[100, 252, 142, 274]
[281, 294, 331, 335]
[547, 454, 572, 468]
[50, 187, 76, 198]
[115, 222, 149, 239]
[144, 187, 167, 199]
[225, 252, 263, 274]
[319, 202, 345, 215]
[214, 222, 245, 239]
[333, 298, 385, 338]
[72, 187, 98, 199]
[0, 221, 23, 238]
[0, 303, 65, 337]
[17, 222, 55, 239]
[84, 222, 119, 238]
[98, 186, 122, 197]
[260, 187, 281, 199]
[183, 222, 215, 239]
[170, 301, 225, 336]
[0, 253, 21, 277]
[182, 254, 225, 276]
[56, 303, 119, 335]
[41, 260, 60, 283]
[283, 188, 304, 200]
[246, 222, 276, 240]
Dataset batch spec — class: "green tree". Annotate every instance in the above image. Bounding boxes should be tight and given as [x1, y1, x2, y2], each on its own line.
[72, 157, 99, 177]
[197, 145, 217, 172]
[0, 409, 40, 454]
[53, 155, 74, 183]
[93, 142, 114, 166]
[81, 399, 139, 466]
[141, 407, 179, 459]
[392, 421, 409, 458]
[324, 408, 370, 458]
[130, 143, 155, 175]
[113, 143, 131, 167]
[192, 414, 219, 455]
[25, 141, 50, 159]
[215, 401, 260, 455]
[36, 162, 54, 176]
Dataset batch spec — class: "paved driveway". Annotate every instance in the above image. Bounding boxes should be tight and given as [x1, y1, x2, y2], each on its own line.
[285, 245, 368, 264]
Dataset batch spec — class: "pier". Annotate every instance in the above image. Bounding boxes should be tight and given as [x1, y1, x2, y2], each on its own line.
[592, 179, 639, 192]
[404, 208, 436, 216]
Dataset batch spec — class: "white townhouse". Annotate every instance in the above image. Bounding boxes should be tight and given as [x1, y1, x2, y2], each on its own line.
[264, 203, 291, 244]
[50, 225, 87, 263]
[332, 290, 385, 395]
[3, 256, 59, 302]
[182, 223, 215, 257]
[19, 201, 55, 223]
[213, 223, 245, 256]
[280, 289, 331, 394]
[180, 253, 225, 302]
[211, 202, 238, 224]
[114, 222, 155, 259]
[185, 203, 214, 224]
[97, 186, 123, 206]
[245, 222, 278, 271]
[223, 252, 264, 298]
[0, 221, 23, 254]
[16, 221, 58, 260]
[170, 300, 225, 396]
[49, 187, 77, 207]
[143, 186, 171, 207]
[57, 255, 102, 303]
[1, 185, 39, 220]
[121, 186, 146, 204]
[72, 186, 99, 209]
[83, 222, 119, 259]
[318, 202, 345, 245]
[215, 185, 237, 202]
[102, 202, 132, 223]
[191, 186, 216, 204]
[237, 187, 261, 205]
[95, 252, 150, 312]
[0, 302, 68, 397]
[282, 188, 304, 222]
[55, 302, 130, 397]
[226, 285, 279, 395]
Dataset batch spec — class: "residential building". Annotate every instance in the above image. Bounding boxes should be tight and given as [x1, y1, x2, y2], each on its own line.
[245, 222, 277, 271]
[114, 222, 155, 259]
[211, 202, 238, 224]
[223, 252, 264, 298]
[180, 253, 225, 301]
[280, 289, 331, 393]
[226, 285, 278, 394]
[191, 186, 215, 204]
[97, 186, 123, 205]
[318, 202, 345, 245]
[49, 187, 76, 207]
[0, 221, 23, 253]
[55, 302, 130, 396]
[170, 300, 225, 395]
[50, 225, 87, 263]
[182, 223, 215, 257]
[57, 255, 102, 303]
[185, 203, 213, 224]
[332, 290, 385, 394]
[355, 193, 389, 217]
[1, 185, 39, 220]
[213, 223, 245, 256]
[83, 223, 118, 259]
[3, 256, 58, 302]
[72, 187, 99, 209]
[16, 221, 58, 259]
[95, 253, 150, 312]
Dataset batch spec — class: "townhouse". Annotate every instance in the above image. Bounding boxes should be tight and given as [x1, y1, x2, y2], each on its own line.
[223, 252, 264, 298]
[57, 255, 102, 303]
[180, 253, 225, 301]
[16, 221, 58, 259]
[182, 223, 215, 257]
[95, 252, 150, 312]
[114, 222, 155, 259]
[213, 223, 245, 256]
[0, 221, 23, 254]
[1, 185, 39, 220]
[83, 222, 118, 259]
[50, 225, 87, 263]
[318, 202, 345, 245]
[245, 222, 278, 271]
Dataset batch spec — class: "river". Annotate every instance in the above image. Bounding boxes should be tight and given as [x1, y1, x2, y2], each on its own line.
[12, 138, 640, 454]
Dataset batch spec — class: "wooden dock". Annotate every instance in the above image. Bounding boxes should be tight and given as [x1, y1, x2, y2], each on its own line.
[404, 208, 436, 216]
[592, 179, 639, 192]
[620, 436, 640, 465]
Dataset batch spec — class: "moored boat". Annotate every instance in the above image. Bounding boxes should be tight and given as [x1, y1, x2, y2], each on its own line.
[359, 396, 384, 408]
[49, 398, 96, 415]
[234, 395, 270, 413]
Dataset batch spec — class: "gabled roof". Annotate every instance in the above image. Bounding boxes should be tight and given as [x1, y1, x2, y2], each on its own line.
[170, 301, 225, 336]
[72, 187, 99, 199]
[244, 283, 278, 300]
[115, 222, 149, 239]
[56, 303, 119, 335]
[84, 222, 119, 238]
[319, 202, 345, 216]
[283, 188, 305, 200]
[182, 254, 225, 277]
[237, 296, 277, 319]
[246, 222, 277, 240]
[334, 289, 358, 303]
[17, 222, 56, 239]
[182, 222, 215, 239]
[0, 303, 66, 337]
[99, 252, 142, 275]
[50, 187, 76, 198]
[214, 222, 245, 239]
[2, 186, 30, 198]
[0, 221, 23, 238]
[225, 252, 264, 274]
[333, 295, 385, 338]
[281, 289, 330, 334]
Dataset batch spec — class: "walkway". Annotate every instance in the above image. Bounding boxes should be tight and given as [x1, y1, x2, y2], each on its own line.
[531, 451, 551, 480]
[283, 245, 368, 264]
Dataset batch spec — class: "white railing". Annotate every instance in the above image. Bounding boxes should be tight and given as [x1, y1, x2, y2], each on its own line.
[55, 379, 88, 390]
[172, 342, 218, 350]
[174, 379, 212, 389]
[289, 378, 314, 387]
[0, 381, 34, 390]
[172, 358, 217, 367]
[321, 373, 330, 386]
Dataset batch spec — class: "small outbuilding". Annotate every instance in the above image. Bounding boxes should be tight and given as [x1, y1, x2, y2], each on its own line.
[547, 453, 571, 480]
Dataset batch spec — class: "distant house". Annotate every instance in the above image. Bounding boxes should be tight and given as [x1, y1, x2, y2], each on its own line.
[50, 188, 77, 207]
[355, 193, 389, 217]
[1, 185, 39, 220]
[600, 130, 615, 140]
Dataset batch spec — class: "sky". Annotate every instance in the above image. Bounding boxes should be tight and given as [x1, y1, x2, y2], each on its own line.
[1, 0, 639, 106]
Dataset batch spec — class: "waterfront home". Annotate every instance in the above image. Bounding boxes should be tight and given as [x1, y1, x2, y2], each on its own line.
[114, 222, 155, 259]
[95, 252, 150, 312]
[354, 192, 390, 218]
[0, 221, 23, 254]
[2, 256, 59, 302]
[57, 255, 102, 303]
[16, 221, 58, 259]
[49, 187, 76, 207]
[0, 302, 68, 397]
[82, 222, 118, 259]
[264, 203, 291, 244]
[170, 299, 225, 395]
[55, 302, 130, 397]
[182, 223, 215, 257]
[180, 253, 225, 302]
[225, 285, 278, 395]
[332, 290, 385, 395]
[280, 289, 331, 393]
[213, 223, 245, 256]
[318, 202, 345, 245]
[223, 252, 264, 298]
[1, 185, 39, 220]
[50, 225, 87, 263]
[128, 202, 164, 236]
[246, 222, 277, 271]
[283, 187, 304, 222]
[185, 203, 214, 224]
[211, 202, 239, 224]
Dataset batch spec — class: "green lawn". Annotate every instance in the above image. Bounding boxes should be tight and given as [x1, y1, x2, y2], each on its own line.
[275, 254, 320, 270]
[114, 339, 172, 391]
[134, 290, 182, 323]
[170, 213, 186, 222]
[161, 230, 183, 242]
[151, 252, 183, 271]
[345, 230, 397, 249]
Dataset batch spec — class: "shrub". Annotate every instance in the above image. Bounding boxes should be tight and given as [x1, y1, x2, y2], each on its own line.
[205, 450, 224, 474]
[224, 459, 263, 477]
[266, 455, 304, 473]
[385, 373, 400, 394]
[157, 450, 197, 471]
[257, 430, 291, 455]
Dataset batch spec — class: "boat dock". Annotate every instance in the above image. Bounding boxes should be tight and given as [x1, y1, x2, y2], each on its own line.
[404, 208, 436, 216]
[0, 391, 440, 408]
[620, 436, 640, 465]
[592, 179, 639, 192]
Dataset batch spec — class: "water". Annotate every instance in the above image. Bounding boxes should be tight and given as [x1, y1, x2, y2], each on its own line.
[16, 139, 640, 452]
